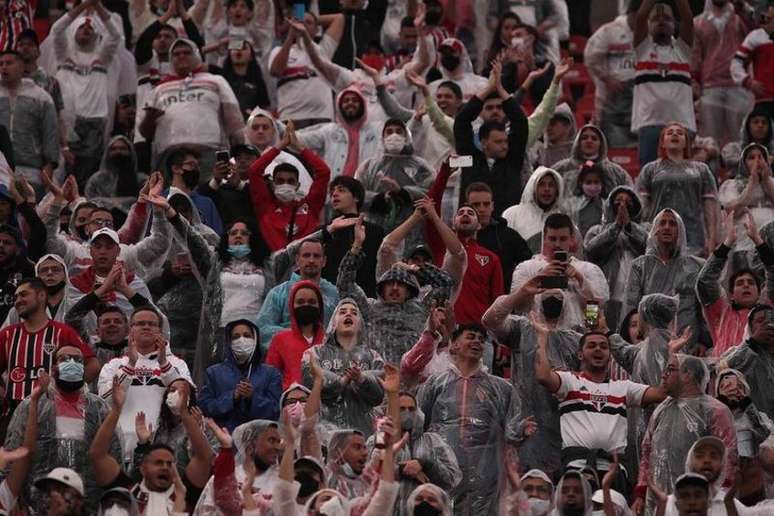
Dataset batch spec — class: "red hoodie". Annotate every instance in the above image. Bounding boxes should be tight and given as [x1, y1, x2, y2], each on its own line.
[247, 146, 331, 251]
[265, 280, 325, 390]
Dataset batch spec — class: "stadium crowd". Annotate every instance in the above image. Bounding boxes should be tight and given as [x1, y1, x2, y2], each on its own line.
[0, 0, 773, 513]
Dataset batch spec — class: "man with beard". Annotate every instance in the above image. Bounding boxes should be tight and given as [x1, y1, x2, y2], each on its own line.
[0, 278, 97, 438]
[0, 224, 34, 322]
[4, 346, 120, 514]
[297, 86, 382, 178]
[166, 147, 223, 235]
[3, 254, 71, 327]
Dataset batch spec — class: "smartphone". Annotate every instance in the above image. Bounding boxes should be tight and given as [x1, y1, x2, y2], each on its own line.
[541, 275, 568, 289]
[215, 149, 231, 163]
[449, 155, 473, 168]
[292, 2, 305, 20]
[554, 250, 568, 263]
[584, 302, 600, 330]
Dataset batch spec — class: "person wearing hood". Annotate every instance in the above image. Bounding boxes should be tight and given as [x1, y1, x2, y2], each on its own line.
[200, 319, 281, 432]
[633, 353, 738, 515]
[552, 124, 633, 197]
[718, 143, 774, 251]
[561, 161, 607, 238]
[533, 103, 577, 169]
[550, 470, 593, 516]
[337, 217, 455, 365]
[297, 85, 382, 179]
[165, 146, 224, 235]
[405, 483, 452, 516]
[721, 108, 774, 172]
[357, 118, 434, 240]
[721, 304, 774, 420]
[584, 186, 648, 330]
[301, 298, 385, 437]
[5, 345, 121, 514]
[3, 254, 72, 327]
[636, 125, 720, 257]
[507, 469, 555, 516]
[193, 419, 281, 515]
[0, 178, 47, 262]
[454, 61, 529, 218]
[0, 49, 59, 193]
[692, 0, 753, 149]
[0, 223, 35, 322]
[139, 38, 246, 178]
[85, 135, 146, 201]
[624, 209, 708, 353]
[98, 487, 141, 516]
[697, 210, 774, 357]
[247, 120, 331, 251]
[417, 323, 515, 515]
[502, 167, 564, 254]
[50, 0, 121, 187]
[266, 280, 326, 390]
[429, 38, 489, 103]
[508, 213, 610, 330]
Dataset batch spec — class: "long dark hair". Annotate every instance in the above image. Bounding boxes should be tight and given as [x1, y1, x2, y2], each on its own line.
[217, 219, 270, 267]
[485, 12, 521, 70]
[619, 309, 639, 344]
[223, 41, 265, 87]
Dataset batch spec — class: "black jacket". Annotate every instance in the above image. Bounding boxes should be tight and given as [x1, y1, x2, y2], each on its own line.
[321, 214, 384, 297]
[477, 217, 532, 285]
[454, 95, 529, 218]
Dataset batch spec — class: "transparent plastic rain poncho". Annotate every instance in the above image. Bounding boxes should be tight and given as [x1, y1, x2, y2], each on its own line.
[549, 470, 593, 516]
[623, 209, 708, 352]
[366, 402, 462, 516]
[583, 186, 649, 330]
[1, 386, 122, 515]
[416, 360, 515, 515]
[636, 355, 738, 514]
[193, 419, 280, 516]
[483, 296, 582, 476]
[326, 429, 375, 501]
[714, 368, 773, 458]
[301, 298, 385, 437]
[406, 483, 452, 516]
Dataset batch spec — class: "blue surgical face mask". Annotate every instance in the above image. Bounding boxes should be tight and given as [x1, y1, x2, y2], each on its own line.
[58, 359, 84, 382]
[228, 244, 251, 258]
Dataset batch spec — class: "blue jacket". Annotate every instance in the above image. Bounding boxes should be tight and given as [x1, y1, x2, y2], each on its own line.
[255, 273, 339, 351]
[199, 322, 282, 432]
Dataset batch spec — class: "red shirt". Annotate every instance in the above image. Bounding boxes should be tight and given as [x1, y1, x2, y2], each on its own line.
[454, 239, 504, 324]
[0, 320, 94, 404]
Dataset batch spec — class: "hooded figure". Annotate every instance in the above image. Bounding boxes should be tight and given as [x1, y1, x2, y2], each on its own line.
[3, 253, 72, 327]
[367, 397, 462, 516]
[337, 251, 455, 365]
[534, 103, 578, 168]
[502, 167, 565, 254]
[553, 124, 633, 196]
[635, 354, 738, 514]
[85, 135, 145, 203]
[416, 338, 514, 515]
[265, 280, 326, 390]
[193, 419, 280, 515]
[302, 488, 352, 516]
[97, 487, 141, 516]
[301, 298, 385, 437]
[584, 186, 648, 329]
[297, 86, 382, 179]
[357, 119, 434, 243]
[718, 143, 774, 251]
[715, 368, 773, 460]
[324, 429, 377, 502]
[561, 162, 607, 238]
[721, 108, 774, 173]
[624, 209, 708, 353]
[428, 38, 489, 102]
[199, 319, 282, 432]
[406, 483, 453, 516]
[550, 470, 593, 516]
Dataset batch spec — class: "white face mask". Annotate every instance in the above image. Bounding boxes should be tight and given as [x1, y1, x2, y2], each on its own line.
[274, 183, 298, 202]
[103, 505, 130, 516]
[383, 133, 406, 153]
[528, 498, 552, 516]
[166, 390, 181, 416]
[231, 336, 256, 364]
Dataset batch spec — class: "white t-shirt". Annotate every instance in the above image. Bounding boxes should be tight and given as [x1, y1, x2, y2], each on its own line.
[554, 370, 649, 466]
[150, 72, 239, 152]
[0, 481, 16, 514]
[268, 36, 337, 122]
[631, 36, 696, 132]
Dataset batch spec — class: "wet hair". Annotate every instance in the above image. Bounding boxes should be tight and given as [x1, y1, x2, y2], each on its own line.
[619, 309, 639, 344]
[141, 443, 176, 462]
[97, 305, 128, 321]
[273, 163, 300, 180]
[579, 331, 609, 350]
[729, 269, 761, 294]
[329, 176, 365, 211]
[166, 146, 201, 173]
[479, 120, 507, 141]
[465, 182, 493, 199]
[17, 277, 46, 293]
[436, 80, 462, 99]
[130, 305, 163, 325]
[452, 323, 486, 341]
[544, 213, 574, 232]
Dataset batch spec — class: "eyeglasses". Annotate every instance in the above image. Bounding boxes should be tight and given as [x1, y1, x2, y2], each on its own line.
[38, 266, 64, 275]
[282, 397, 308, 407]
[91, 219, 113, 228]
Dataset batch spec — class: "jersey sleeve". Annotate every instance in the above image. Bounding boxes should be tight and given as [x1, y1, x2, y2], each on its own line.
[625, 380, 650, 407]
[553, 371, 577, 402]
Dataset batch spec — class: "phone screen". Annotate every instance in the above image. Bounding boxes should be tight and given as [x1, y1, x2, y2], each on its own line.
[292, 2, 305, 20]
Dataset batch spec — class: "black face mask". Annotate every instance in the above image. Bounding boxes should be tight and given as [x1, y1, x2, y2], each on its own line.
[414, 501, 442, 516]
[295, 305, 320, 326]
[60, 222, 70, 234]
[45, 280, 66, 295]
[107, 153, 131, 167]
[296, 472, 320, 498]
[75, 225, 89, 241]
[182, 167, 200, 189]
[440, 54, 460, 71]
[542, 296, 563, 320]
[55, 378, 85, 392]
[254, 455, 273, 472]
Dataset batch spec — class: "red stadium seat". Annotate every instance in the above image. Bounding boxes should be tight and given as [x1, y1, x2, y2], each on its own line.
[608, 148, 641, 180]
[569, 35, 588, 61]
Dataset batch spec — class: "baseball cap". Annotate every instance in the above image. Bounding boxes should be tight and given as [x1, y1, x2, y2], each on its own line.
[592, 489, 627, 510]
[675, 472, 709, 491]
[34, 468, 85, 496]
[693, 436, 725, 456]
[406, 244, 433, 261]
[230, 143, 260, 157]
[439, 38, 463, 54]
[89, 227, 120, 245]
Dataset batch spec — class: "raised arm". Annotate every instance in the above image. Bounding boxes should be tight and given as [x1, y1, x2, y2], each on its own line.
[696, 211, 733, 306]
[483, 279, 542, 342]
[675, 0, 693, 46]
[94, 2, 122, 65]
[89, 377, 124, 487]
[634, 0, 656, 48]
[291, 18, 342, 85]
[180, 390, 214, 488]
[532, 313, 561, 393]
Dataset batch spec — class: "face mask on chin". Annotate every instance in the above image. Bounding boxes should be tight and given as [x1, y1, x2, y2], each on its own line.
[528, 498, 552, 515]
[45, 280, 66, 295]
